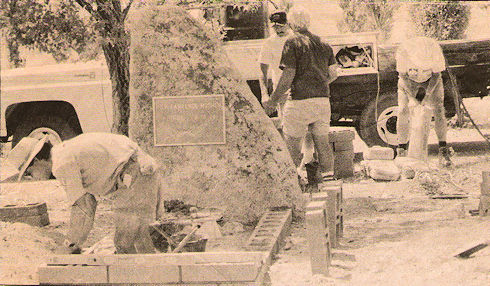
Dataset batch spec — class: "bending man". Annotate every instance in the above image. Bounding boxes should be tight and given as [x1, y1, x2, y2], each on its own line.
[396, 36, 452, 167]
[27, 133, 162, 254]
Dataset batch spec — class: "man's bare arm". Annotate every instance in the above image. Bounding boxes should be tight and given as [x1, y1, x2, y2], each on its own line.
[260, 63, 270, 99]
[269, 67, 296, 104]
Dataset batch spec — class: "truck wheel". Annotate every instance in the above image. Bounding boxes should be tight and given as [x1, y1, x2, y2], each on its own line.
[358, 93, 399, 147]
[12, 115, 79, 147]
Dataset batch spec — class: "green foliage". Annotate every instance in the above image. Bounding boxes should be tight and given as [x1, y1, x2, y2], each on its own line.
[0, 0, 96, 67]
[338, 0, 399, 41]
[409, 0, 470, 40]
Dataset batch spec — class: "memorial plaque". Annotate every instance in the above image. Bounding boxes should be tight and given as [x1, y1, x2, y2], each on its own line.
[153, 95, 226, 146]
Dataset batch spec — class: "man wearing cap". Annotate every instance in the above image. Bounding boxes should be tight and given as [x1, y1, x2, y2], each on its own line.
[396, 36, 452, 167]
[258, 10, 290, 103]
[263, 6, 338, 181]
[7, 133, 162, 254]
[259, 10, 315, 180]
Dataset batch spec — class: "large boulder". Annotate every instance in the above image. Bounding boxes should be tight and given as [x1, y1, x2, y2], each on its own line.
[129, 4, 303, 224]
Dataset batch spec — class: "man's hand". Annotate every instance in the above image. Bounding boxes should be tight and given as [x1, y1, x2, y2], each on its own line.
[262, 100, 277, 116]
[55, 240, 82, 254]
[137, 152, 158, 175]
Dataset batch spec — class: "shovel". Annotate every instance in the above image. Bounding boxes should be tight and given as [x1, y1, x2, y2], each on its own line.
[454, 240, 489, 259]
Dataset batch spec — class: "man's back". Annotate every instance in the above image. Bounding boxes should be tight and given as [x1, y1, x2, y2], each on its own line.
[280, 30, 335, 100]
[51, 133, 139, 202]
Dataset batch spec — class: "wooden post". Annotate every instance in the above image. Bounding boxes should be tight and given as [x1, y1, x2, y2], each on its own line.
[480, 171, 490, 216]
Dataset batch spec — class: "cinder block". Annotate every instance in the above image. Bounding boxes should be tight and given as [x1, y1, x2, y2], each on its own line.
[329, 129, 355, 142]
[181, 263, 260, 282]
[306, 210, 330, 276]
[13, 213, 50, 226]
[364, 146, 395, 160]
[334, 150, 354, 178]
[311, 192, 329, 202]
[333, 140, 354, 152]
[306, 200, 327, 212]
[108, 264, 180, 283]
[0, 202, 47, 217]
[38, 265, 107, 284]
[245, 209, 292, 262]
[0, 202, 50, 226]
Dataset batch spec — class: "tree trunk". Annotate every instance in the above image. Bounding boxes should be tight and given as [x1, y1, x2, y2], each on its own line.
[6, 37, 23, 68]
[102, 38, 130, 136]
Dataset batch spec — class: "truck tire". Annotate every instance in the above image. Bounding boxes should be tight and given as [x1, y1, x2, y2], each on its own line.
[358, 93, 399, 147]
[12, 115, 79, 147]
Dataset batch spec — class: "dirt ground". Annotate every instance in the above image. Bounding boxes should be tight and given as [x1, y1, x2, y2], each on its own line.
[1, 98, 489, 285]
[270, 155, 490, 286]
[1, 149, 489, 285]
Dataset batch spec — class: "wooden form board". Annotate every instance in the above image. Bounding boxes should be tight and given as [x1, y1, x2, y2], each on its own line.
[39, 251, 269, 285]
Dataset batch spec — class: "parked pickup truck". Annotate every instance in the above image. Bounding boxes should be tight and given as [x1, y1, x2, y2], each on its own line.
[0, 61, 113, 146]
[1, 2, 489, 148]
[1, 36, 489, 148]
[225, 34, 490, 146]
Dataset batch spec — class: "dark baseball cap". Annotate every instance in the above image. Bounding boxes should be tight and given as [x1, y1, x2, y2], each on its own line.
[270, 11, 287, 25]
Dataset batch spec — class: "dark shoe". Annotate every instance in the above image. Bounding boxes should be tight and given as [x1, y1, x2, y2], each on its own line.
[438, 147, 453, 167]
[396, 147, 407, 158]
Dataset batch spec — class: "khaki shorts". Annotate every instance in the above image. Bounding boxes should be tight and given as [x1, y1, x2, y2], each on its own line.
[282, 97, 331, 138]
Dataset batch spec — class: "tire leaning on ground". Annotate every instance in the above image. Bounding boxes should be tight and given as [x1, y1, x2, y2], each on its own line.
[357, 93, 399, 147]
[12, 114, 80, 147]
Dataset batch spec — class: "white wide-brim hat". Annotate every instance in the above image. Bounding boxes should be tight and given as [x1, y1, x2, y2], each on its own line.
[1, 135, 49, 182]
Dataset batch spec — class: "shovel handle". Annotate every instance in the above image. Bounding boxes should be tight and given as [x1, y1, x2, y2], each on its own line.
[172, 224, 201, 253]
[150, 224, 177, 247]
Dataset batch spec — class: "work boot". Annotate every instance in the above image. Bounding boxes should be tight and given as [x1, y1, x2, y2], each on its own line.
[438, 146, 453, 167]
[396, 147, 407, 158]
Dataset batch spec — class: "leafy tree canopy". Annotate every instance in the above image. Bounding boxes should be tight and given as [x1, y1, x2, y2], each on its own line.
[0, 0, 96, 67]
[337, 0, 400, 41]
[409, 0, 470, 40]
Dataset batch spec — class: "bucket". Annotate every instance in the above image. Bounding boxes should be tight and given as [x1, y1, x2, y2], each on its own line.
[408, 104, 432, 162]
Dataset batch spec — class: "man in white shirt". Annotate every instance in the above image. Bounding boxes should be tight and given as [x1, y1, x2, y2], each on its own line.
[396, 36, 452, 167]
[23, 133, 162, 254]
[258, 10, 290, 104]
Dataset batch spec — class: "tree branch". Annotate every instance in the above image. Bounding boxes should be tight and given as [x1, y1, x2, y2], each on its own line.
[122, 0, 134, 21]
[73, 0, 97, 18]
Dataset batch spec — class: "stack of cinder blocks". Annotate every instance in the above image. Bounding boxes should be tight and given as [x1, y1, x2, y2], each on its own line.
[479, 171, 490, 216]
[0, 202, 49, 227]
[329, 130, 355, 178]
[305, 180, 344, 275]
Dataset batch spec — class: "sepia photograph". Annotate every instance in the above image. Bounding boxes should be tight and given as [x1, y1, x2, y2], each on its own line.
[0, 0, 489, 285]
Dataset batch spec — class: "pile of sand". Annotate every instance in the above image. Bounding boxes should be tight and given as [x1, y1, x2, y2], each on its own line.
[0, 222, 58, 284]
